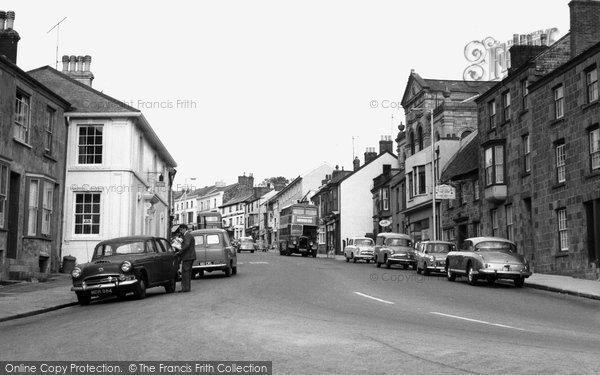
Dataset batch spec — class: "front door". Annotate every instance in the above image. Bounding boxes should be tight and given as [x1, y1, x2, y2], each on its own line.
[7, 172, 20, 259]
[457, 224, 468, 249]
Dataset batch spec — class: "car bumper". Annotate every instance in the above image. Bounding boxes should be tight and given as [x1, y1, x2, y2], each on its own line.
[476, 269, 532, 278]
[354, 253, 374, 260]
[387, 258, 415, 265]
[71, 279, 138, 292]
[425, 265, 446, 272]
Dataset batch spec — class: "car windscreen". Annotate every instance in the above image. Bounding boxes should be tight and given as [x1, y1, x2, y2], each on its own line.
[385, 238, 412, 247]
[240, 238, 254, 244]
[94, 241, 146, 258]
[474, 241, 516, 252]
[355, 239, 373, 246]
[429, 244, 455, 253]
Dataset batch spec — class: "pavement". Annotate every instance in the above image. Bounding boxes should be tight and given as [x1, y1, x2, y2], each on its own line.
[0, 253, 598, 323]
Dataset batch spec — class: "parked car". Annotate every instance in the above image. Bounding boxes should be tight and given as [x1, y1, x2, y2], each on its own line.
[415, 240, 456, 275]
[344, 237, 375, 263]
[445, 237, 532, 287]
[191, 228, 237, 277]
[255, 239, 267, 252]
[238, 236, 255, 253]
[374, 233, 416, 269]
[70, 236, 180, 306]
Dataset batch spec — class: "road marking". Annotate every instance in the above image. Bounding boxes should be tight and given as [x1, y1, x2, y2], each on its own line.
[248, 261, 269, 264]
[430, 312, 528, 331]
[354, 292, 394, 305]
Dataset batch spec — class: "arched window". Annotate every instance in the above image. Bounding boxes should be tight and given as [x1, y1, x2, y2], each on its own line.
[417, 126, 423, 151]
[409, 132, 415, 155]
[461, 130, 472, 139]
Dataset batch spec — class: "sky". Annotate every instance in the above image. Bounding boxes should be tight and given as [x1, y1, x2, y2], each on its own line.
[5, 0, 571, 189]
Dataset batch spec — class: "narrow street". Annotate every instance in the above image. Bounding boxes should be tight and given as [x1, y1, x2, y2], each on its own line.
[1, 252, 598, 374]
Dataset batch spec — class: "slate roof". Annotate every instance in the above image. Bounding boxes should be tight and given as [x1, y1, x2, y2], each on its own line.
[441, 132, 480, 181]
[222, 192, 255, 207]
[28, 66, 138, 113]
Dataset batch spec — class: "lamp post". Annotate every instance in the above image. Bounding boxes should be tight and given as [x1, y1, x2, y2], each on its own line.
[407, 107, 436, 241]
[183, 177, 197, 224]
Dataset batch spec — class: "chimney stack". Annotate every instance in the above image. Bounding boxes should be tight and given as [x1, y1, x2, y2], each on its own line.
[508, 44, 548, 71]
[364, 147, 377, 165]
[0, 10, 20, 64]
[540, 33, 548, 46]
[379, 135, 393, 155]
[353, 156, 360, 171]
[569, 0, 600, 58]
[62, 54, 95, 86]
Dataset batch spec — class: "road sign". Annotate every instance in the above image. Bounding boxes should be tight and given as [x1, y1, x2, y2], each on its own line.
[435, 184, 456, 199]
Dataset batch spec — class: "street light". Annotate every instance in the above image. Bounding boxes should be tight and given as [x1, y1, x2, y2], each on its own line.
[407, 107, 437, 241]
[183, 177, 197, 224]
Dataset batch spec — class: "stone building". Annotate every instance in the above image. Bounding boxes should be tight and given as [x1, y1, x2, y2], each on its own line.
[400, 71, 493, 242]
[0, 12, 72, 279]
[527, 0, 600, 278]
[474, 0, 600, 278]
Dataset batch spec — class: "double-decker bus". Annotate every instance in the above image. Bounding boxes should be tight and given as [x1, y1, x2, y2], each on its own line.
[278, 203, 319, 257]
[197, 211, 223, 229]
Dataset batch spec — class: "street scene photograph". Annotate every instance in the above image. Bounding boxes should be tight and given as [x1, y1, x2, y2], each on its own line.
[0, 1, 599, 374]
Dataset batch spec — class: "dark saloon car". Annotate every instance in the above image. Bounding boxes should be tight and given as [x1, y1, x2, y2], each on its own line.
[445, 237, 532, 287]
[71, 236, 180, 305]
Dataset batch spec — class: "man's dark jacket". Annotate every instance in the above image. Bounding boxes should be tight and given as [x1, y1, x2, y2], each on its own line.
[179, 231, 196, 261]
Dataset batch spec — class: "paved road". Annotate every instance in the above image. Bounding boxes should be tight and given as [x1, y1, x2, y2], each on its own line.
[1, 252, 598, 374]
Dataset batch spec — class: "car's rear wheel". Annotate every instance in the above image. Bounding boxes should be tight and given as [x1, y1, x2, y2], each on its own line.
[446, 266, 455, 281]
[76, 292, 91, 306]
[514, 276, 525, 288]
[133, 276, 147, 299]
[164, 274, 176, 293]
[224, 262, 232, 277]
[467, 265, 478, 286]
[423, 264, 431, 276]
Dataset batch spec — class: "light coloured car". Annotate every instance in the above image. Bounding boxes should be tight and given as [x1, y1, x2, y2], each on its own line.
[191, 229, 237, 277]
[344, 237, 375, 263]
[415, 241, 456, 275]
[445, 237, 532, 287]
[238, 236, 255, 253]
[374, 233, 415, 269]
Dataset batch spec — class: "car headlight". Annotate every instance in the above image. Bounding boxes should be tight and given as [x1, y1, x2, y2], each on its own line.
[388, 249, 395, 255]
[428, 255, 435, 262]
[71, 267, 82, 278]
[120, 261, 132, 272]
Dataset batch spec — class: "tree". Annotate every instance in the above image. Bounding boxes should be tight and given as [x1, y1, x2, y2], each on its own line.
[262, 176, 289, 188]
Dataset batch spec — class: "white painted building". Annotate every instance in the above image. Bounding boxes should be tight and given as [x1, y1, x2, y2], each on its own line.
[338, 152, 399, 245]
[29, 63, 176, 264]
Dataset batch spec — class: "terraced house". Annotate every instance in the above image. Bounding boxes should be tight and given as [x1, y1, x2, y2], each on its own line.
[0, 12, 71, 280]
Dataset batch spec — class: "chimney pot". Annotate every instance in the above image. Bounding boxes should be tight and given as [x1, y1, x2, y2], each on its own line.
[76, 56, 84, 72]
[69, 55, 77, 72]
[519, 35, 527, 45]
[0, 11, 6, 31]
[61, 55, 69, 71]
[513, 34, 519, 45]
[84, 55, 92, 71]
[5, 11, 15, 30]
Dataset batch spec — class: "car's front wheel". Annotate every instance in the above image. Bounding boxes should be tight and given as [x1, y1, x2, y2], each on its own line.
[385, 257, 391, 269]
[76, 292, 91, 306]
[164, 274, 176, 293]
[133, 275, 147, 299]
[446, 266, 456, 281]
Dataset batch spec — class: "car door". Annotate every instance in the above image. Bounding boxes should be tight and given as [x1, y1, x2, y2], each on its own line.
[144, 239, 162, 286]
[156, 238, 178, 279]
[193, 233, 206, 266]
[205, 232, 225, 266]
[457, 240, 471, 272]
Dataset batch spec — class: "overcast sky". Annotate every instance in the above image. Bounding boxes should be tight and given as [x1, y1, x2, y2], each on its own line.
[6, 0, 570, 189]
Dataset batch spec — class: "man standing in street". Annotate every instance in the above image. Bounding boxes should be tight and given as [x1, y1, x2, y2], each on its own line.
[178, 224, 196, 292]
